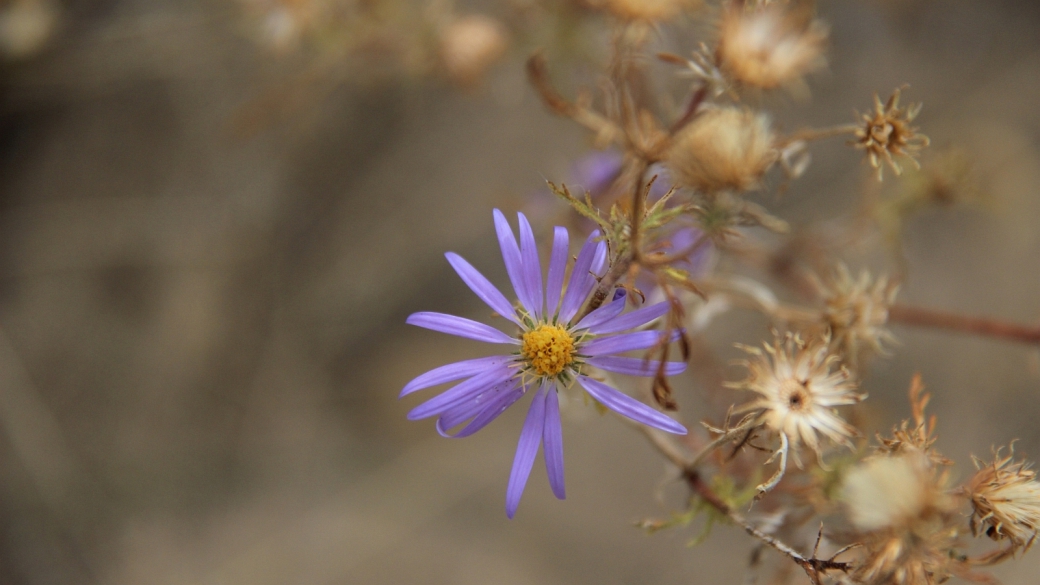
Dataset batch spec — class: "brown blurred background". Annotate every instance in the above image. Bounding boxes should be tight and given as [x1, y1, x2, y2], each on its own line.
[0, 0, 1039, 583]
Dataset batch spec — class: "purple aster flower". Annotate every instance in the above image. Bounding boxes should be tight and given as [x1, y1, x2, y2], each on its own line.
[402, 209, 688, 518]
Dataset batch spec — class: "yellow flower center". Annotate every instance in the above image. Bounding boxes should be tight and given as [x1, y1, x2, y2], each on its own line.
[521, 324, 575, 377]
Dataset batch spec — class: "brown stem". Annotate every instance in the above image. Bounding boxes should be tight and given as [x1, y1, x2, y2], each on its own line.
[669, 84, 708, 135]
[779, 124, 860, 147]
[889, 304, 1040, 346]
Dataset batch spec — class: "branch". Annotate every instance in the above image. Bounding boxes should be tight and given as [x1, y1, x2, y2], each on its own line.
[627, 423, 853, 585]
[889, 304, 1040, 346]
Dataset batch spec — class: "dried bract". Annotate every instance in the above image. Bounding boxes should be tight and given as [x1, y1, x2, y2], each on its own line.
[853, 88, 930, 180]
[716, 2, 828, 92]
[967, 446, 1040, 552]
[816, 265, 898, 367]
[440, 15, 509, 88]
[666, 107, 777, 194]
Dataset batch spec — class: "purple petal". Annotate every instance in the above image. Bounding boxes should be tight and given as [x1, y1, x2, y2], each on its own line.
[506, 384, 548, 518]
[445, 253, 520, 326]
[400, 355, 512, 397]
[434, 376, 520, 430]
[587, 356, 687, 377]
[577, 375, 686, 435]
[407, 366, 514, 420]
[580, 329, 676, 356]
[559, 231, 602, 324]
[587, 302, 670, 335]
[439, 383, 525, 438]
[406, 312, 515, 345]
[517, 213, 544, 319]
[543, 387, 565, 499]
[493, 209, 538, 318]
[573, 289, 626, 331]
[545, 227, 569, 319]
[591, 239, 608, 276]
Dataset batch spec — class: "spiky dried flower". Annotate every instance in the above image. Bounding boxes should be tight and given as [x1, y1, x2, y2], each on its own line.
[666, 106, 777, 194]
[843, 450, 964, 585]
[816, 265, 898, 366]
[729, 332, 863, 458]
[853, 87, 930, 180]
[967, 446, 1040, 552]
[440, 15, 508, 88]
[602, 0, 698, 22]
[716, 1, 828, 93]
[876, 376, 950, 468]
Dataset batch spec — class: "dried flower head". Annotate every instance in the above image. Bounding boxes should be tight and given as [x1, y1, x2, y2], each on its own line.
[666, 106, 777, 194]
[729, 332, 863, 457]
[842, 450, 963, 585]
[967, 446, 1040, 551]
[440, 15, 508, 88]
[816, 264, 898, 366]
[853, 87, 930, 180]
[876, 376, 949, 467]
[603, 0, 698, 22]
[716, 1, 828, 93]
[844, 451, 941, 532]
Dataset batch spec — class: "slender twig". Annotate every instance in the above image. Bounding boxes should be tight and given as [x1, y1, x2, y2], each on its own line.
[690, 417, 758, 469]
[624, 421, 852, 585]
[778, 124, 860, 147]
[889, 304, 1040, 346]
[526, 53, 622, 145]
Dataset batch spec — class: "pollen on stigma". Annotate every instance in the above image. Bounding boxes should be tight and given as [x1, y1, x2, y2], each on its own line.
[521, 324, 576, 377]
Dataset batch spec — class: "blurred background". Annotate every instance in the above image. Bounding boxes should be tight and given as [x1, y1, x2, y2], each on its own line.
[0, 0, 1039, 583]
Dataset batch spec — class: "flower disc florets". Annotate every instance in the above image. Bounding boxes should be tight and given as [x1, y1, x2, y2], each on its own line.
[521, 324, 576, 378]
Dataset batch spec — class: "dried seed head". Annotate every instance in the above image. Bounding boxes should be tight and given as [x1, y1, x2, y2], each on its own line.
[816, 265, 899, 367]
[440, 15, 508, 88]
[967, 446, 1040, 551]
[666, 107, 777, 194]
[843, 451, 963, 585]
[853, 87, 930, 180]
[603, 0, 698, 22]
[844, 451, 938, 532]
[716, 2, 828, 92]
[728, 332, 863, 457]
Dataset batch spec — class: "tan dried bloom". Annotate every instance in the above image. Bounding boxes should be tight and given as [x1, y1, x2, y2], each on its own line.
[603, 0, 698, 22]
[716, 2, 828, 92]
[967, 446, 1040, 551]
[440, 15, 508, 88]
[876, 376, 949, 467]
[666, 106, 777, 194]
[844, 451, 942, 532]
[853, 87, 930, 180]
[729, 332, 863, 457]
[843, 451, 963, 585]
[817, 264, 898, 366]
